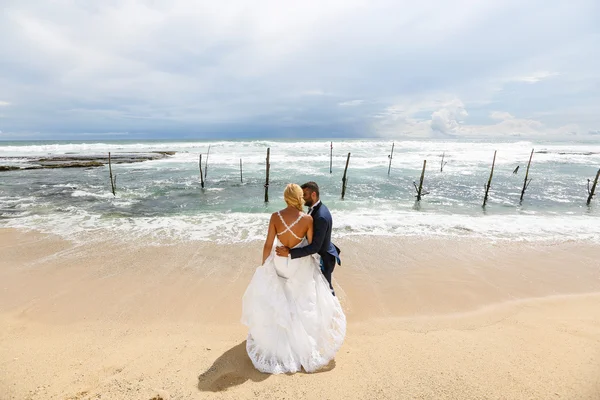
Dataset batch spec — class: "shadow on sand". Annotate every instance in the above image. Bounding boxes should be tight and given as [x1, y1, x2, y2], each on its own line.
[198, 341, 337, 392]
[197, 341, 269, 392]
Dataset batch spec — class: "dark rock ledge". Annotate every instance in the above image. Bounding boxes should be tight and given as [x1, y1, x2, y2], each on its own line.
[0, 151, 176, 171]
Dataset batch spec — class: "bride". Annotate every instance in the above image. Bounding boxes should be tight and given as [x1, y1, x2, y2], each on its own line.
[241, 183, 346, 374]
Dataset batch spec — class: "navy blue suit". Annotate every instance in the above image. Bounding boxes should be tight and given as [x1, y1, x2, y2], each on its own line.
[290, 201, 340, 291]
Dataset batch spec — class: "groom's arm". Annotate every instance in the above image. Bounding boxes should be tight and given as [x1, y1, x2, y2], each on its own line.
[289, 217, 328, 259]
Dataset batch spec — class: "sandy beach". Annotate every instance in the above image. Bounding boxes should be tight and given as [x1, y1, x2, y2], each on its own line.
[1, 227, 599, 399]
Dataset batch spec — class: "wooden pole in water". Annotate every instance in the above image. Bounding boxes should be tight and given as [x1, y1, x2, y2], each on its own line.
[240, 158, 243, 183]
[204, 145, 211, 179]
[388, 142, 394, 176]
[415, 160, 427, 201]
[520, 148, 534, 203]
[341, 152, 351, 199]
[440, 152, 447, 172]
[264, 148, 270, 203]
[108, 152, 116, 196]
[330, 142, 333, 174]
[587, 168, 600, 205]
[199, 154, 205, 188]
[483, 150, 497, 207]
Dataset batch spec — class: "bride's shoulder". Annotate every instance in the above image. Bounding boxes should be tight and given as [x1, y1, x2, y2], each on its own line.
[301, 213, 313, 221]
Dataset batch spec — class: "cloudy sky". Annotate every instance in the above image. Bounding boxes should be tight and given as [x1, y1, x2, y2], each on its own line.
[1, 0, 599, 140]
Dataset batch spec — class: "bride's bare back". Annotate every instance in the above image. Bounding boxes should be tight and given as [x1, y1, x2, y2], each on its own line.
[274, 209, 313, 248]
[262, 207, 313, 264]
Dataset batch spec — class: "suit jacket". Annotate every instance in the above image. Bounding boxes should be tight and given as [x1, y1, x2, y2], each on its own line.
[290, 201, 341, 264]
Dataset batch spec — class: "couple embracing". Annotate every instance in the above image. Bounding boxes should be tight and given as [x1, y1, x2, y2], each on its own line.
[241, 182, 347, 374]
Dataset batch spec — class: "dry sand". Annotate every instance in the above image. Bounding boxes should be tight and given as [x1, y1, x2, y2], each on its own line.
[1, 228, 599, 399]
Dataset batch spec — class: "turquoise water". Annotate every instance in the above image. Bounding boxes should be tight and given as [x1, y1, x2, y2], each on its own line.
[1, 139, 599, 242]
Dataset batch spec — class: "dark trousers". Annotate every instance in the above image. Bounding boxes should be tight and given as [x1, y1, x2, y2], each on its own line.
[320, 253, 336, 295]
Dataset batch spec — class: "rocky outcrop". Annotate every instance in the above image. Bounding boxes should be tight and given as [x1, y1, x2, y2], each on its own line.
[0, 152, 175, 171]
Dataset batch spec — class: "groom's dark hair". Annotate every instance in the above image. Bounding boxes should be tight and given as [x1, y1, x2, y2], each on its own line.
[301, 181, 320, 197]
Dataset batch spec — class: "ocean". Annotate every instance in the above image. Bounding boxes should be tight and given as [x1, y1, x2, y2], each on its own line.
[1, 139, 599, 243]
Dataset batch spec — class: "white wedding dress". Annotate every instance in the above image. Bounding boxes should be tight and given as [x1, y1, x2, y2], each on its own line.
[241, 214, 346, 374]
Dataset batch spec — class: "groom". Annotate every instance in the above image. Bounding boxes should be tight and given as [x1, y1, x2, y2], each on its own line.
[276, 181, 341, 294]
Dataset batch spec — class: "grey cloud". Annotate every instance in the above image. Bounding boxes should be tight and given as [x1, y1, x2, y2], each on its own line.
[0, 0, 599, 139]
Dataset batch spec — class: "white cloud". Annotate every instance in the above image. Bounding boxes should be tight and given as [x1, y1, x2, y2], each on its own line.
[300, 90, 328, 96]
[373, 95, 584, 138]
[511, 70, 560, 84]
[489, 111, 514, 120]
[430, 99, 468, 134]
[0, 101, 10, 106]
[338, 100, 364, 107]
[373, 96, 457, 138]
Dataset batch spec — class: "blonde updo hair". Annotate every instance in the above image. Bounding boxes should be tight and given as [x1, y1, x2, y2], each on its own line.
[284, 183, 305, 211]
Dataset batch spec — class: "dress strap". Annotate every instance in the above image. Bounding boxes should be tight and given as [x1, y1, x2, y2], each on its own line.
[276, 212, 303, 240]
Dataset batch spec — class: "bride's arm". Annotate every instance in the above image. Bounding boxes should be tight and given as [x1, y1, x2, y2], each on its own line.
[262, 214, 277, 264]
[306, 215, 314, 244]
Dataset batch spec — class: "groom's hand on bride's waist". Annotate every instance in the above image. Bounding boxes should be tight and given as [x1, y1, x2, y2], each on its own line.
[275, 246, 290, 257]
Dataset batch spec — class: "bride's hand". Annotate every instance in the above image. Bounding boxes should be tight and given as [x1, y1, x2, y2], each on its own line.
[275, 246, 290, 257]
